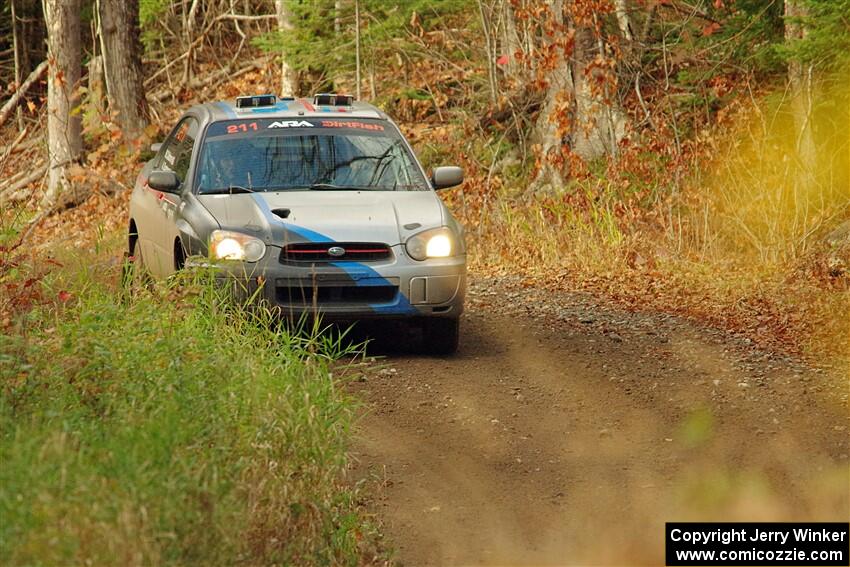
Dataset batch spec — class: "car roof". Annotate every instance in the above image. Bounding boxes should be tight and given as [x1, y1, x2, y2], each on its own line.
[190, 97, 388, 124]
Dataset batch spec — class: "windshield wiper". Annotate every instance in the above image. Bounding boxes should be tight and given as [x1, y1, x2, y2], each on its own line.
[202, 185, 255, 195]
[308, 183, 373, 191]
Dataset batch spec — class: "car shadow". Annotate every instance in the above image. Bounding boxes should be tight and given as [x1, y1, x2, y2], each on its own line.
[313, 315, 495, 360]
[323, 319, 425, 356]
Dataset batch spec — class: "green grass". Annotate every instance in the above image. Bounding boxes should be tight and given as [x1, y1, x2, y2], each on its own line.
[0, 262, 375, 566]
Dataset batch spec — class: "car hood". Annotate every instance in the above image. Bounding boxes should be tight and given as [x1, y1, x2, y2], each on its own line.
[197, 190, 445, 245]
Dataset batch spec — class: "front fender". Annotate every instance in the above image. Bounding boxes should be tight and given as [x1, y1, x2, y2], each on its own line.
[177, 194, 221, 256]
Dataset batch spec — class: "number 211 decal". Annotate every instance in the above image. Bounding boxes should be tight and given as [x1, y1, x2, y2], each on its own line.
[226, 122, 258, 134]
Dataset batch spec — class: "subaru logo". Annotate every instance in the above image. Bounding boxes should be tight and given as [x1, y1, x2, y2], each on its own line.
[327, 246, 346, 257]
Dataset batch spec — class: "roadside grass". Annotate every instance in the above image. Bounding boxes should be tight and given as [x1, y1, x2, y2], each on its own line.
[0, 233, 379, 565]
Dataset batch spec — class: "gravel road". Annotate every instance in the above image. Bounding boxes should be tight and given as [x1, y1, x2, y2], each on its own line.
[349, 276, 849, 566]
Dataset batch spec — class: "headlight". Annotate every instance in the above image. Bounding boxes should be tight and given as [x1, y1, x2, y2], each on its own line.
[405, 227, 455, 261]
[209, 230, 266, 262]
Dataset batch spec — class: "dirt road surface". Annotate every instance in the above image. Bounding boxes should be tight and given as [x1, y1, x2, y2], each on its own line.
[350, 276, 849, 566]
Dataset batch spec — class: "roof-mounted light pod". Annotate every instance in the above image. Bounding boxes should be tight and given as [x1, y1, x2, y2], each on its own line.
[313, 93, 355, 106]
[235, 94, 277, 108]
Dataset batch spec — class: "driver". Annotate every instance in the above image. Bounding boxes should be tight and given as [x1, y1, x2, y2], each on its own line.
[200, 140, 252, 191]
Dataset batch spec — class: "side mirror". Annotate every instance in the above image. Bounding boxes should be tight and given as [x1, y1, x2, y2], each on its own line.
[150, 142, 163, 153]
[431, 166, 464, 190]
[148, 170, 180, 193]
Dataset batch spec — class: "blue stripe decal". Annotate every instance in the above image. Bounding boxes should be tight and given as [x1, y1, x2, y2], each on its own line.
[330, 261, 417, 314]
[250, 192, 415, 314]
[250, 194, 333, 243]
[282, 223, 335, 244]
[214, 101, 237, 118]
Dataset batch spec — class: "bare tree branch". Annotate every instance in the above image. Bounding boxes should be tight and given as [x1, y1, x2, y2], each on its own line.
[0, 60, 48, 129]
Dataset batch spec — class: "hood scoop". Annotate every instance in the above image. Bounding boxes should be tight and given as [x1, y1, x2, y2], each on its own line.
[271, 208, 291, 219]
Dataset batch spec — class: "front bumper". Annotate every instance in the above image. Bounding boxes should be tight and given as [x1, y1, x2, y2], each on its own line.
[187, 244, 466, 320]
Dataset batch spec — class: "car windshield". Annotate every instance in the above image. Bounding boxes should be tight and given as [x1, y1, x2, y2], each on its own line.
[196, 118, 429, 193]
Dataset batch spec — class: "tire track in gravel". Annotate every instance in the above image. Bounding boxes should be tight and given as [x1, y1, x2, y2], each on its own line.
[349, 277, 849, 566]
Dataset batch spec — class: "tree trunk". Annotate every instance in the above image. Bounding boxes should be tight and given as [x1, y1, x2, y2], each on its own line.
[354, 0, 361, 99]
[97, 0, 149, 141]
[613, 0, 633, 42]
[86, 54, 106, 128]
[531, 1, 628, 190]
[477, 0, 498, 105]
[369, 56, 377, 100]
[275, 0, 298, 96]
[334, 0, 343, 34]
[182, 0, 201, 85]
[500, 0, 522, 79]
[11, 0, 25, 130]
[570, 26, 626, 161]
[784, 0, 816, 174]
[22, 0, 48, 78]
[531, 0, 572, 191]
[18, 0, 48, 83]
[41, 0, 83, 208]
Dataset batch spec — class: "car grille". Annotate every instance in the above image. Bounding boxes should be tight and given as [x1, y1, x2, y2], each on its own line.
[276, 285, 397, 305]
[279, 242, 392, 263]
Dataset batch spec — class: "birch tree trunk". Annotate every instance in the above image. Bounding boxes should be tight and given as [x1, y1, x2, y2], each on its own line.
[42, 0, 83, 208]
[275, 0, 298, 96]
[98, 0, 149, 141]
[784, 0, 816, 174]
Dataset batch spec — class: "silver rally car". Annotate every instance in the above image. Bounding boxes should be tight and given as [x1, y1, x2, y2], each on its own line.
[128, 93, 466, 353]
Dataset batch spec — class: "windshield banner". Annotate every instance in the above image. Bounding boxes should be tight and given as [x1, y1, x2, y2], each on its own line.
[208, 118, 387, 137]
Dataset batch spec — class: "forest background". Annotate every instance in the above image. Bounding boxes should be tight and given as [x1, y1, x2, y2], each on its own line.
[0, 0, 850, 559]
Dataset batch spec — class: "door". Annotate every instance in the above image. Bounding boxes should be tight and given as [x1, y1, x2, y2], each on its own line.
[144, 116, 199, 277]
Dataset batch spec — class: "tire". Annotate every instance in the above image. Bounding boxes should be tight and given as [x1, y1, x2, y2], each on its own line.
[122, 237, 152, 294]
[422, 317, 460, 355]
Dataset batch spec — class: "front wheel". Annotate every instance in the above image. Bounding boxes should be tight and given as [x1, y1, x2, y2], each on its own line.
[122, 237, 153, 295]
[422, 317, 460, 355]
